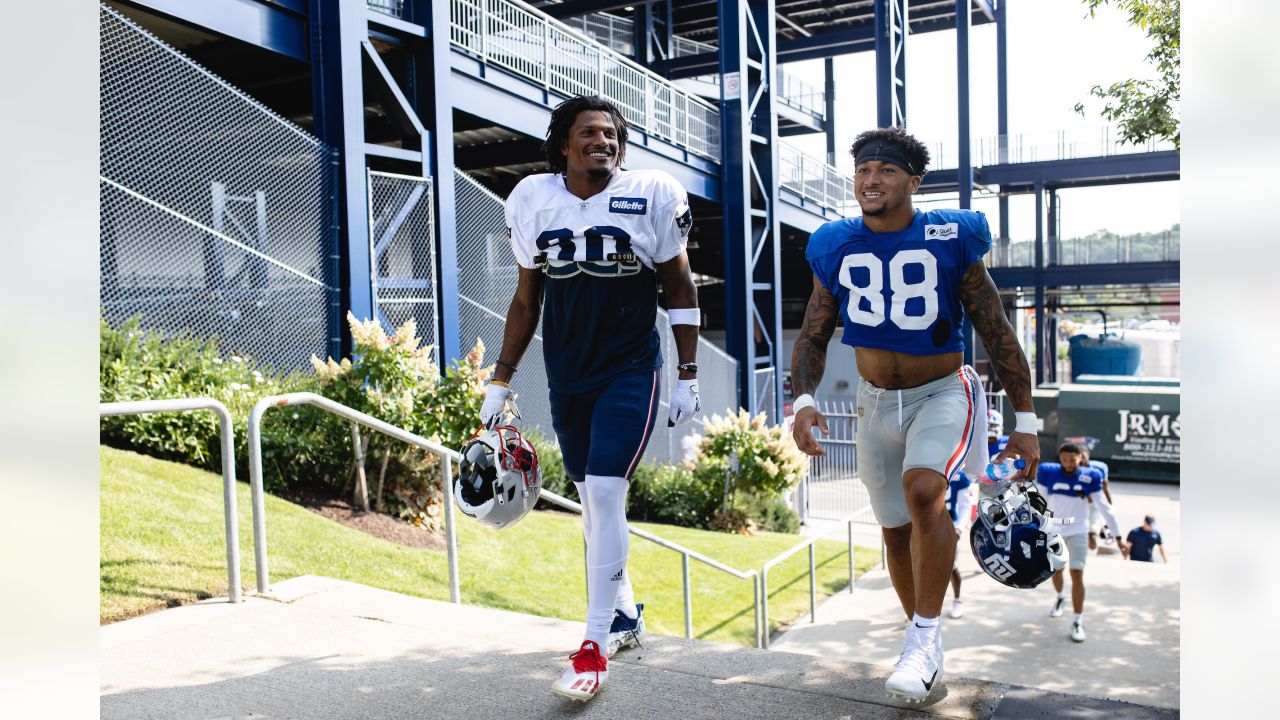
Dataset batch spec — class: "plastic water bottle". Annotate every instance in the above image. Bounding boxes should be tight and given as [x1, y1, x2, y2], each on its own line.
[984, 457, 1026, 483]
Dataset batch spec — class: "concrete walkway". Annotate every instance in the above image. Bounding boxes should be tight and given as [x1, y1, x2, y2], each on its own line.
[102, 574, 1176, 719]
[777, 481, 1181, 710]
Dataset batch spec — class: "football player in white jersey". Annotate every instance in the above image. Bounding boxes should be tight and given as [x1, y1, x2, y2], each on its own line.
[790, 126, 1040, 702]
[480, 96, 702, 702]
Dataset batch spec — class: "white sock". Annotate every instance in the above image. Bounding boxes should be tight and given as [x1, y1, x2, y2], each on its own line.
[912, 613, 939, 628]
[1057, 591, 1067, 600]
[1074, 613, 1084, 624]
[582, 475, 630, 648]
[578, 480, 637, 619]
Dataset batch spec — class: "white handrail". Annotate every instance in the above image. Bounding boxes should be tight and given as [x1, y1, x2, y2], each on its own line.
[245, 392, 765, 646]
[100, 398, 243, 603]
[758, 506, 874, 648]
[450, 0, 720, 159]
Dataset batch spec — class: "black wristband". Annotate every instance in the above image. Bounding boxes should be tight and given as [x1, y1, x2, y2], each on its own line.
[677, 362, 698, 374]
[496, 359, 518, 373]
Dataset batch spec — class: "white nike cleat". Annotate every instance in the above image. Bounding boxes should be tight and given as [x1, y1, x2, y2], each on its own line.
[949, 599, 965, 619]
[886, 622, 944, 703]
[551, 640, 608, 702]
[1071, 621, 1087, 643]
[1049, 596, 1066, 618]
[606, 603, 645, 657]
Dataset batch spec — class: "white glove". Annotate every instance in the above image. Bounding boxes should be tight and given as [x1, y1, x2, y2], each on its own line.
[668, 378, 701, 427]
[480, 382, 511, 429]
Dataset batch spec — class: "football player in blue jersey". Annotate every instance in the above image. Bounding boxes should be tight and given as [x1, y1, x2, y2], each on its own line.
[481, 96, 701, 703]
[1037, 442, 1122, 643]
[790, 126, 1040, 703]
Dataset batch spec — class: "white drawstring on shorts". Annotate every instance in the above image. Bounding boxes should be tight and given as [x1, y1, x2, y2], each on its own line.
[897, 390, 903, 430]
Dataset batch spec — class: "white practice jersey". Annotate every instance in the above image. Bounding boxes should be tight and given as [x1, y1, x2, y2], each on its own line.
[504, 169, 692, 274]
[503, 168, 692, 393]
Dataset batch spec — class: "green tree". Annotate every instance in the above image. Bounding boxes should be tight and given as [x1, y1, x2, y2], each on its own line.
[1074, 0, 1180, 149]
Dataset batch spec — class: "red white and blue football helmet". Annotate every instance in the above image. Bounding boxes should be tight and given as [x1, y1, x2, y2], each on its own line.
[454, 420, 541, 530]
[970, 482, 1067, 589]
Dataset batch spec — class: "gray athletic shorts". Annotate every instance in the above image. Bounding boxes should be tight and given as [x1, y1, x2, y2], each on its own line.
[856, 366, 986, 529]
[1063, 533, 1090, 571]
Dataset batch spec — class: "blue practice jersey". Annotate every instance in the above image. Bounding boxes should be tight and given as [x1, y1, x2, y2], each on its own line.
[505, 169, 692, 393]
[806, 209, 992, 355]
[1086, 459, 1109, 480]
[1036, 464, 1105, 498]
[946, 471, 974, 523]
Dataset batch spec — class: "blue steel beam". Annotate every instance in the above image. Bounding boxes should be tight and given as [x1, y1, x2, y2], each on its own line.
[875, 0, 908, 128]
[720, 0, 783, 418]
[125, 0, 309, 61]
[956, 0, 972, 208]
[412, 0, 462, 363]
[361, 40, 427, 146]
[990, 262, 1180, 288]
[310, 0, 373, 357]
[917, 151, 1180, 193]
[542, 0, 636, 19]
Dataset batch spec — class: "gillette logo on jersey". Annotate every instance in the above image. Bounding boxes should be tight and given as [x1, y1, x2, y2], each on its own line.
[609, 197, 648, 214]
[806, 209, 992, 355]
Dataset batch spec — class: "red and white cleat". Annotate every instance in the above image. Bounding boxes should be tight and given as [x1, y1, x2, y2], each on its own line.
[551, 640, 609, 702]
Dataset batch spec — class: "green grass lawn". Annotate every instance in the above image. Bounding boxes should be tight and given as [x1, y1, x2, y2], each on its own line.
[101, 446, 880, 646]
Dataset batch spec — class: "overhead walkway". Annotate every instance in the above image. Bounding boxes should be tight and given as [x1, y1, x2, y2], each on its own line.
[101, 574, 1177, 719]
[444, 0, 849, 227]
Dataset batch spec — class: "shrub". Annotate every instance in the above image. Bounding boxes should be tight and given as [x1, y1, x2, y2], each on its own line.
[629, 463, 720, 529]
[100, 315, 295, 471]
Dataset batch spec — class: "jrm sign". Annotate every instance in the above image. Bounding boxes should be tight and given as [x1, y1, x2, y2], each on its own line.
[1113, 409, 1181, 463]
[1055, 383, 1180, 482]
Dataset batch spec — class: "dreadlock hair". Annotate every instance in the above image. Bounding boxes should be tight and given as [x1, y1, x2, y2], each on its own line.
[849, 126, 931, 176]
[543, 95, 629, 174]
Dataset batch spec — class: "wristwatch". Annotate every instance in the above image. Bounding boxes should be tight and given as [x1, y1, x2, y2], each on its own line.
[677, 362, 698, 374]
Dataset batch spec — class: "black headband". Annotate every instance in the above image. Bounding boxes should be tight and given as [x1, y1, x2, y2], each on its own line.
[853, 141, 920, 176]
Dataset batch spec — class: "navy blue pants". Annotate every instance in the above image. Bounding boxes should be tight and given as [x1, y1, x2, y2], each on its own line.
[549, 369, 660, 482]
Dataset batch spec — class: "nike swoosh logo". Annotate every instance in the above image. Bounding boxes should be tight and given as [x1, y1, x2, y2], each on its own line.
[923, 669, 938, 691]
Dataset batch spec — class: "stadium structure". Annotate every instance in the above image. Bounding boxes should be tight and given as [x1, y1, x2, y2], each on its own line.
[99, 0, 1179, 470]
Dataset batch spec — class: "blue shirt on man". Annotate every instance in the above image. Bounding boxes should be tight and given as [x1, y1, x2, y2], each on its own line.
[1126, 526, 1163, 561]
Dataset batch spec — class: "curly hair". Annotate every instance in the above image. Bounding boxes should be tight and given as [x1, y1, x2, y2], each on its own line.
[849, 126, 931, 176]
[542, 95, 629, 173]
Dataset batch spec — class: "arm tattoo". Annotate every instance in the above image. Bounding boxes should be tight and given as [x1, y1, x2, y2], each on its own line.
[791, 275, 838, 397]
[959, 261, 1034, 412]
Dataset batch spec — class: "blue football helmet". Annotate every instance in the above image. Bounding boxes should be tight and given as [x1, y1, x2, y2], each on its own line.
[970, 483, 1067, 589]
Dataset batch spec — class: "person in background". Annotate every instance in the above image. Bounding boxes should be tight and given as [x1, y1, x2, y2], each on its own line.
[1037, 442, 1123, 643]
[1124, 515, 1168, 563]
[945, 470, 974, 619]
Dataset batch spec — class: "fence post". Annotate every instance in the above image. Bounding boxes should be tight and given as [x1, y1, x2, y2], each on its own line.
[441, 453, 460, 603]
[682, 553, 693, 639]
[808, 544, 817, 623]
[848, 521, 855, 593]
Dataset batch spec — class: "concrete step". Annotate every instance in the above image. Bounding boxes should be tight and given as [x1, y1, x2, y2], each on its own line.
[101, 575, 1177, 719]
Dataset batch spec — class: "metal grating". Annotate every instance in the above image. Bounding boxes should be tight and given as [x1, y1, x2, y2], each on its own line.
[368, 171, 440, 365]
[99, 4, 338, 370]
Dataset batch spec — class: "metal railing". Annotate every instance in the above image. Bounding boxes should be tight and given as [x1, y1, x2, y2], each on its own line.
[779, 141, 854, 215]
[247, 392, 461, 600]
[449, 0, 721, 159]
[801, 400, 872, 523]
[931, 127, 1177, 170]
[100, 398, 242, 603]
[759, 508, 871, 649]
[535, 488, 762, 646]
[245, 392, 764, 645]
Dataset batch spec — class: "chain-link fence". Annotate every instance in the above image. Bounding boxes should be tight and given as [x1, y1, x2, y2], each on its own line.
[99, 4, 339, 371]
[368, 171, 440, 364]
[453, 169, 739, 464]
